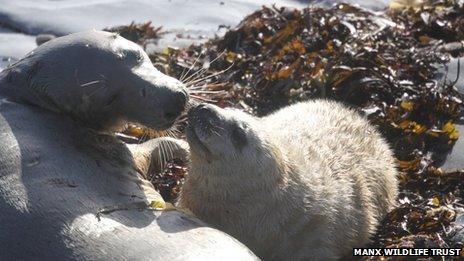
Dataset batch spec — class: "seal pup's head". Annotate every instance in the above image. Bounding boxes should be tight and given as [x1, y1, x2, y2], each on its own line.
[0, 30, 188, 131]
[186, 103, 289, 181]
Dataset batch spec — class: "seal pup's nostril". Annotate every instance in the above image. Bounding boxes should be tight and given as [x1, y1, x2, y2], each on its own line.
[195, 103, 207, 111]
[197, 104, 210, 114]
[196, 104, 215, 115]
[189, 103, 207, 117]
[192, 103, 211, 111]
[188, 104, 218, 123]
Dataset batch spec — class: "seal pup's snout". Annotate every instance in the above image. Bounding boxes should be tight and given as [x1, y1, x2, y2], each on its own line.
[186, 103, 220, 160]
[187, 103, 221, 131]
[189, 103, 217, 119]
[187, 103, 222, 142]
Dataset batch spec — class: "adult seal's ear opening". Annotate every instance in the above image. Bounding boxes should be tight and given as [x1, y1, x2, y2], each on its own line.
[0, 30, 188, 131]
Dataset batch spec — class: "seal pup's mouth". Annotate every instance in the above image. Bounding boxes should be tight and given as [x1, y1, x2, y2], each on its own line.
[186, 124, 211, 160]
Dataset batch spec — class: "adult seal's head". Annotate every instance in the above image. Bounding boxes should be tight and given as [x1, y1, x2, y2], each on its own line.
[0, 30, 188, 130]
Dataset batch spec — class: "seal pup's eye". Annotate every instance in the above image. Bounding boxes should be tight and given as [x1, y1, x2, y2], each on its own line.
[231, 126, 248, 151]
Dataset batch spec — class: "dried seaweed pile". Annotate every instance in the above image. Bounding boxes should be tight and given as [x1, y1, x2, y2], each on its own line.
[105, 21, 163, 45]
[388, 0, 464, 49]
[150, 159, 187, 202]
[123, 1, 464, 254]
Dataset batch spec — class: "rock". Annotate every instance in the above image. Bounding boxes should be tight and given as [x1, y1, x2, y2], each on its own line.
[35, 34, 56, 46]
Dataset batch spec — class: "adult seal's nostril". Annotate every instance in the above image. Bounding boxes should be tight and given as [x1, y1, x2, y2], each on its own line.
[162, 89, 189, 122]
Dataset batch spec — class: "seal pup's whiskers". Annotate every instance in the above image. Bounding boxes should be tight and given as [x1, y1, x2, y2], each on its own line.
[151, 142, 163, 182]
[157, 140, 166, 174]
[165, 139, 175, 163]
[181, 51, 231, 104]
[210, 122, 226, 138]
[210, 127, 222, 138]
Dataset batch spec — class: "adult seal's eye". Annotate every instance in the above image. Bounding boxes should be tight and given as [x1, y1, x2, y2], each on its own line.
[134, 50, 143, 62]
[231, 126, 247, 151]
[119, 49, 143, 64]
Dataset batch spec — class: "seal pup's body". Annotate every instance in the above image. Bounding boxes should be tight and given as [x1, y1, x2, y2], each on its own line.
[179, 100, 399, 260]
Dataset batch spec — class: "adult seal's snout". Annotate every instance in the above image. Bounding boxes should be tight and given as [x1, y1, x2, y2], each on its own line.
[162, 89, 188, 123]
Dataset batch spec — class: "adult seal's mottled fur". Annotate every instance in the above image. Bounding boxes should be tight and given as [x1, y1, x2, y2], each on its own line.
[0, 31, 257, 260]
[178, 101, 399, 260]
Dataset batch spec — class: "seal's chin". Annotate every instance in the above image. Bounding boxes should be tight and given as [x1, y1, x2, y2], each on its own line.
[136, 114, 176, 131]
[186, 124, 212, 161]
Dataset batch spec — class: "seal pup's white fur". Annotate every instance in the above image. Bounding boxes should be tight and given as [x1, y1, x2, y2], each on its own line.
[179, 100, 398, 260]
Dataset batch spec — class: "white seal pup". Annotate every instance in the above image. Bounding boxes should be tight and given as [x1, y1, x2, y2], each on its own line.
[0, 31, 257, 260]
[178, 101, 399, 260]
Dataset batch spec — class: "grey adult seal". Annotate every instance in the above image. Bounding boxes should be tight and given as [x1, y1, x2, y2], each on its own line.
[0, 31, 256, 260]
